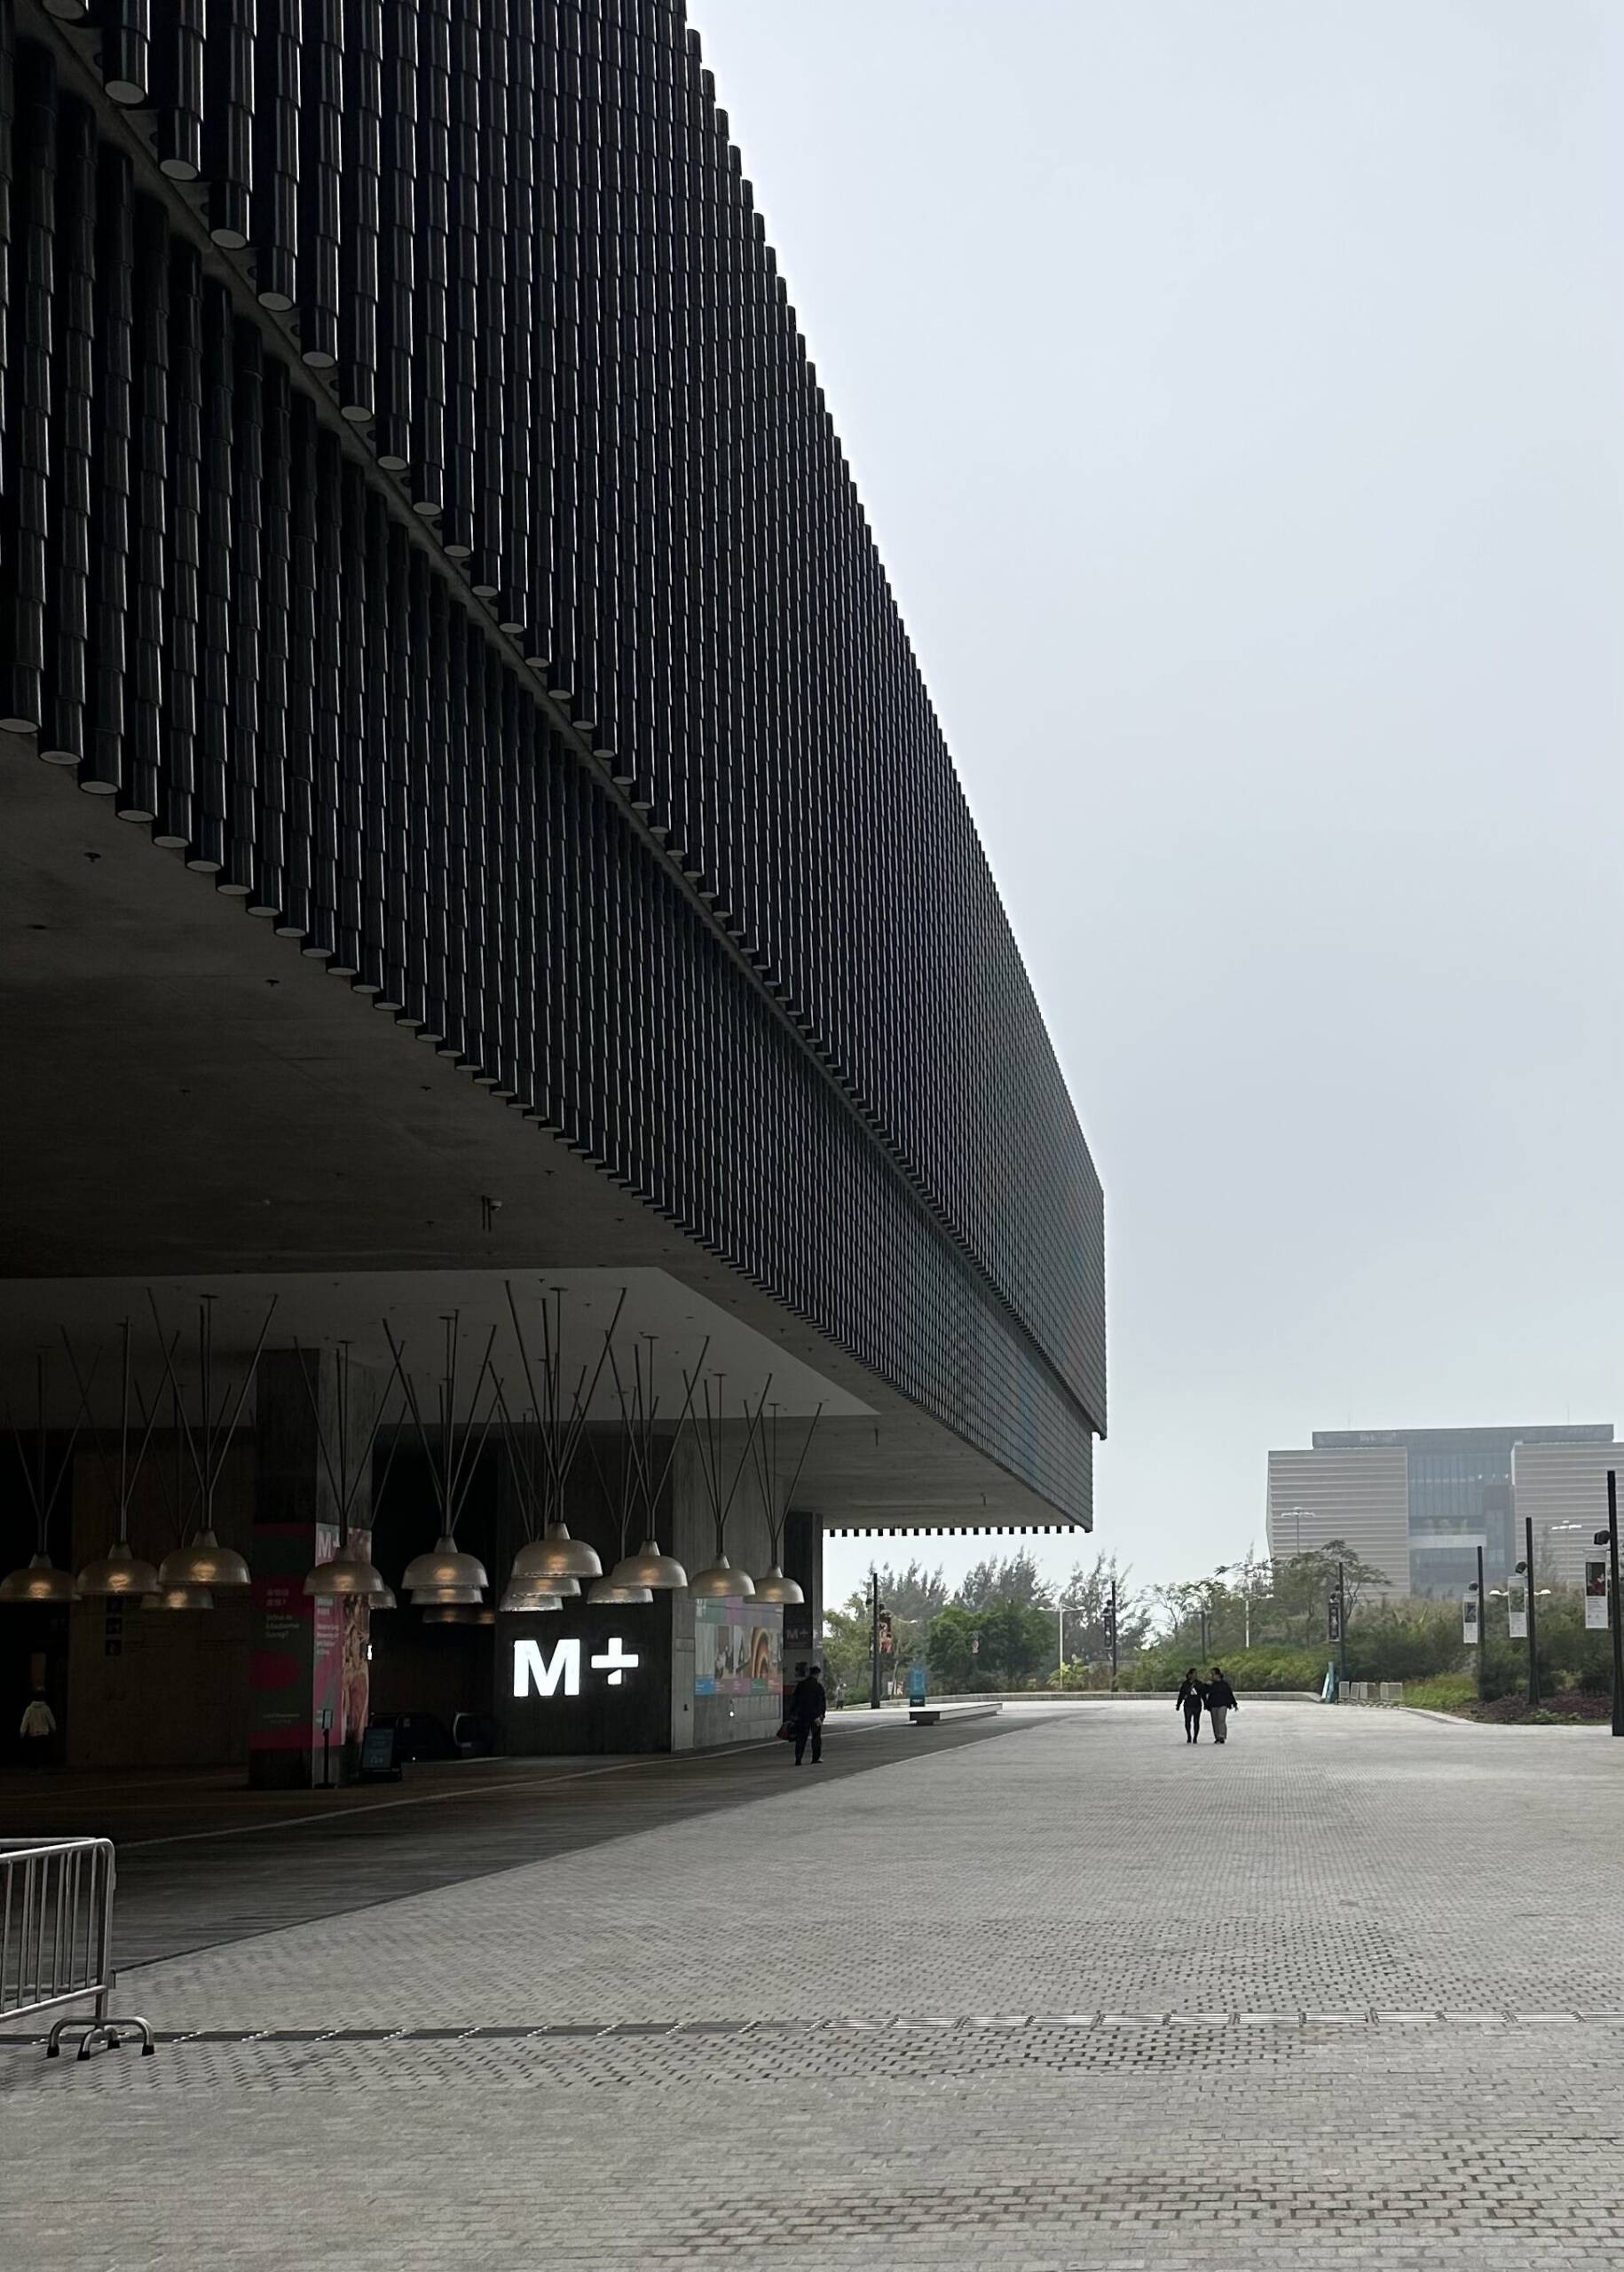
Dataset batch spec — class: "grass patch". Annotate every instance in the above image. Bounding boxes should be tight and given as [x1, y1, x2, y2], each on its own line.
[1401, 1673, 1478, 1715]
[1401, 1672, 1610, 1724]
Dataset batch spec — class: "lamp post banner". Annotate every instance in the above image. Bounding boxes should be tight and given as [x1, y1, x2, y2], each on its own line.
[1462, 1595, 1478, 1645]
[1507, 1579, 1526, 1642]
[1585, 1559, 1610, 1629]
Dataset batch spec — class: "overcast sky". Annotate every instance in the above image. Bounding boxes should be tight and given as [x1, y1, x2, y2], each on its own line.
[691, 0, 1624, 1609]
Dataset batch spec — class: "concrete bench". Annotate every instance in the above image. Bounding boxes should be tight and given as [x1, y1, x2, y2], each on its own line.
[909, 1702, 1004, 1727]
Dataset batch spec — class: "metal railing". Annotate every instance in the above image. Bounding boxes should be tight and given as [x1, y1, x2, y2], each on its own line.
[1, 1838, 154, 2059]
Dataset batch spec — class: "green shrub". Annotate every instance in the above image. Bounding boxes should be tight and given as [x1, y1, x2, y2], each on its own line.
[1120, 1643, 1323, 1693]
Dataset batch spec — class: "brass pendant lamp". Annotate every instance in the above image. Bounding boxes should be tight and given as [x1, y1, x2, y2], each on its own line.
[74, 1321, 162, 1599]
[686, 1370, 772, 1599]
[150, 1292, 277, 1591]
[0, 1347, 92, 1605]
[584, 1332, 696, 1603]
[495, 1282, 627, 1612]
[747, 1400, 824, 1607]
[301, 1343, 402, 1607]
[386, 1314, 504, 1608]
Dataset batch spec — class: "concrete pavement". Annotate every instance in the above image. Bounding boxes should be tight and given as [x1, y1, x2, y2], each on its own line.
[6, 1698, 1624, 2267]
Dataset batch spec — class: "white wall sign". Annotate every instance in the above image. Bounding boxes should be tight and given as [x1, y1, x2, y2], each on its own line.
[513, 1637, 642, 1699]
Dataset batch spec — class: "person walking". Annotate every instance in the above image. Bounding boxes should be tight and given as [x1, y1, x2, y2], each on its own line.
[788, 1662, 827, 1765]
[1206, 1666, 1239, 1744]
[19, 1687, 57, 1768]
[1175, 1667, 1205, 1744]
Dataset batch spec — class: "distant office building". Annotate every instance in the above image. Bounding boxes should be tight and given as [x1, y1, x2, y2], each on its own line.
[1266, 1448, 1411, 1598]
[1266, 1425, 1614, 1597]
[1511, 1441, 1624, 1584]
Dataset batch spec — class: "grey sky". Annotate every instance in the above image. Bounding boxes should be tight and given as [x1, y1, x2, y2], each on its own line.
[691, 1, 1624, 1609]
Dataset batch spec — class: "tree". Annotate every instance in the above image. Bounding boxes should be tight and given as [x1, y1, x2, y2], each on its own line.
[1269, 1541, 1391, 1645]
[820, 1580, 928, 1702]
[867, 1560, 950, 1622]
[818, 1599, 871, 1703]
[1059, 1552, 1151, 1664]
[926, 1604, 981, 1690]
[956, 1549, 1052, 1612]
[977, 1598, 1057, 1686]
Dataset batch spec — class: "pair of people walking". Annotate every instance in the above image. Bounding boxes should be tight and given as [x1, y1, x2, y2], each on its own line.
[1176, 1666, 1238, 1744]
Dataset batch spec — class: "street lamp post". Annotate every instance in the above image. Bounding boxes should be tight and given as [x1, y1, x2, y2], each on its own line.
[1474, 1542, 1486, 1704]
[869, 1569, 881, 1712]
[1108, 1577, 1118, 1694]
[1215, 1562, 1253, 1651]
[1596, 1470, 1623, 1740]
[1523, 1513, 1539, 1710]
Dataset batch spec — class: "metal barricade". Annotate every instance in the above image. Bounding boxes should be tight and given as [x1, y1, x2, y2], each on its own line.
[0, 1838, 154, 2059]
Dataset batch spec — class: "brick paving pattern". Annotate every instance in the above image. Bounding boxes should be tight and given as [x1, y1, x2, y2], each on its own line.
[6, 1700, 1624, 2267]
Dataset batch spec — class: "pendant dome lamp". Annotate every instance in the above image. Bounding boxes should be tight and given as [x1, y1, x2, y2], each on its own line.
[511, 1526, 602, 1590]
[745, 1402, 824, 1611]
[400, 1537, 491, 1598]
[1, 1348, 91, 1606]
[75, 1321, 164, 1599]
[686, 1370, 774, 1600]
[75, 1539, 162, 1599]
[753, 1565, 804, 1605]
[307, 1540, 397, 1608]
[688, 1553, 754, 1600]
[606, 1539, 689, 1591]
[0, 1552, 79, 1605]
[498, 1572, 564, 1613]
[586, 1575, 655, 1605]
[144, 1582, 214, 1612]
[152, 1292, 278, 1593]
[302, 1344, 403, 1607]
[385, 1313, 506, 1607]
[616, 1336, 703, 1592]
[579, 1324, 696, 1605]
[495, 1280, 627, 1615]
[157, 1529, 252, 1590]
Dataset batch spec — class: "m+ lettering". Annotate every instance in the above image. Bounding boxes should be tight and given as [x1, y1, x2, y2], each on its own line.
[591, 1637, 637, 1686]
[512, 1637, 642, 1700]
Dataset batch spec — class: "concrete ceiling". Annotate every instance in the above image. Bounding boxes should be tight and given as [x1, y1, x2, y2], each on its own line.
[0, 1266, 872, 1421]
[0, 733, 1082, 1532]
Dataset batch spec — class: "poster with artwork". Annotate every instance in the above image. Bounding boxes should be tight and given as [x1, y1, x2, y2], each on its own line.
[1585, 1558, 1610, 1630]
[1507, 1577, 1526, 1642]
[694, 1597, 784, 1696]
[1462, 1593, 1478, 1645]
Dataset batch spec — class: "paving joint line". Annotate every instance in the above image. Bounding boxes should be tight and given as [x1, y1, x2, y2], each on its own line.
[1, 2008, 1606, 2049]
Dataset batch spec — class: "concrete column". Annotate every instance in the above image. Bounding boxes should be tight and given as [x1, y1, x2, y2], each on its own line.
[248, 1349, 380, 1789]
[66, 1432, 253, 1771]
[782, 1507, 822, 1678]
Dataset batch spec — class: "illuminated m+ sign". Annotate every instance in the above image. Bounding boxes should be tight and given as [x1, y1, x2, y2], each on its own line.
[512, 1637, 640, 1699]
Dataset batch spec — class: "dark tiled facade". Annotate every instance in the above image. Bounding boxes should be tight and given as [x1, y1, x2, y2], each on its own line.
[0, 0, 1105, 1518]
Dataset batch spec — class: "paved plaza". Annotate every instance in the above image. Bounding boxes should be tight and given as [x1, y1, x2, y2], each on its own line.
[7, 1699, 1624, 2268]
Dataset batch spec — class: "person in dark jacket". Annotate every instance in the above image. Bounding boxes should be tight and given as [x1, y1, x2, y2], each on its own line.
[1176, 1668, 1204, 1744]
[788, 1664, 827, 1764]
[1205, 1667, 1239, 1744]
